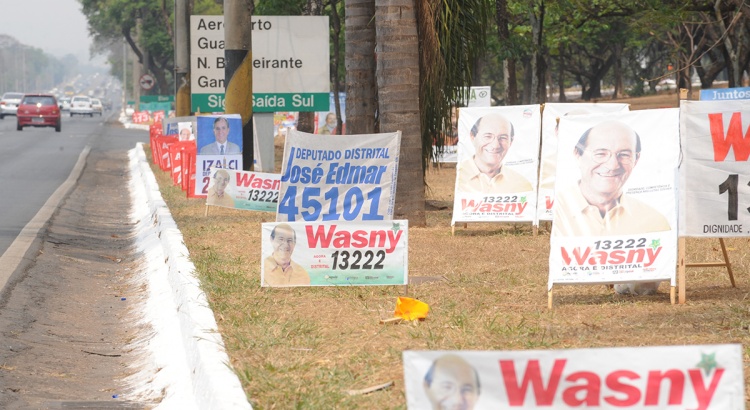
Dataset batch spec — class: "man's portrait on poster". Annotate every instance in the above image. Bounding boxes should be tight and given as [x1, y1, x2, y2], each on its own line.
[552, 120, 670, 237]
[423, 354, 481, 410]
[263, 223, 310, 286]
[206, 169, 235, 208]
[456, 112, 532, 194]
[199, 116, 241, 155]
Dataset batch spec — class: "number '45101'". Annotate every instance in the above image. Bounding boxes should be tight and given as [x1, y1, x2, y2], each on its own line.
[278, 186, 384, 221]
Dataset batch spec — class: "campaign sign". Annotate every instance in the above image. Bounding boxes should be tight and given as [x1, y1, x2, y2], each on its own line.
[403, 344, 745, 409]
[163, 116, 198, 141]
[536, 103, 630, 223]
[276, 129, 401, 222]
[433, 87, 492, 164]
[679, 100, 750, 237]
[205, 169, 280, 212]
[548, 109, 679, 288]
[194, 114, 243, 197]
[699, 86, 750, 101]
[451, 106, 541, 225]
[261, 220, 408, 287]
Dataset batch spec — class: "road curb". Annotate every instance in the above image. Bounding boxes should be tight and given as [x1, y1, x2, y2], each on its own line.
[128, 143, 251, 409]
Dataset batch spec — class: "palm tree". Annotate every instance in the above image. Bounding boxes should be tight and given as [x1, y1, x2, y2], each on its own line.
[345, 0, 377, 134]
[376, 0, 425, 225]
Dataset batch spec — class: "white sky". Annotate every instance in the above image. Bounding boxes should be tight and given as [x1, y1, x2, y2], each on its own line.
[0, 0, 104, 65]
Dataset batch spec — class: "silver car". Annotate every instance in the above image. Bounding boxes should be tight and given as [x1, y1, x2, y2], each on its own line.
[0, 92, 24, 119]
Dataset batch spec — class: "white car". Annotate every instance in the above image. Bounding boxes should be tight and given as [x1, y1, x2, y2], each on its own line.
[0, 92, 24, 119]
[70, 95, 94, 117]
[91, 98, 103, 116]
[59, 97, 71, 111]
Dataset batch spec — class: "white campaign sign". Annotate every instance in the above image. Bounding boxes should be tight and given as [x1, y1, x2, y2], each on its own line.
[261, 220, 408, 287]
[404, 344, 745, 409]
[276, 130, 401, 222]
[451, 105, 541, 225]
[548, 109, 679, 288]
[679, 100, 750, 237]
[536, 103, 630, 224]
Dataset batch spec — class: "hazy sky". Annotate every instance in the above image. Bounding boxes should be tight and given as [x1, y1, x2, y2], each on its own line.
[0, 0, 104, 65]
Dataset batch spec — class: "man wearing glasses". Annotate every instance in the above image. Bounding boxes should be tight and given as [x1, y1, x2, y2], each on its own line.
[263, 223, 310, 287]
[552, 120, 670, 295]
[456, 113, 532, 193]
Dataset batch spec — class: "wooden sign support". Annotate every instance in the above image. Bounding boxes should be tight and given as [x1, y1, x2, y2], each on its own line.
[677, 237, 736, 304]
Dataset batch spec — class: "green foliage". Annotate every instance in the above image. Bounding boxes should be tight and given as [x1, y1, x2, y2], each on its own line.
[421, 0, 493, 166]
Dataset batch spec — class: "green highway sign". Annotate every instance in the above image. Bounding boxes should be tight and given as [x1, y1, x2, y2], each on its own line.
[192, 92, 330, 113]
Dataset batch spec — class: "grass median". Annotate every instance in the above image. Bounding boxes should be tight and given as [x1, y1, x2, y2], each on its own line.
[148, 93, 750, 409]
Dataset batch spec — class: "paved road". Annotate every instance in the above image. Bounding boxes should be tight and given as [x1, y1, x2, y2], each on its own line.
[0, 111, 142, 289]
[0, 112, 156, 407]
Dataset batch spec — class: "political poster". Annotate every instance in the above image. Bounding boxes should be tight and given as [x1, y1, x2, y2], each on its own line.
[205, 169, 280, 212]
[163, 116, 198, 140]
[276, 129, 400, 222]
[433, 86, 492, 164]
[679, 100, 750, 237]
[261, 220, 408, 287]
[314, 92, 346, 135]
[451, 105, 541, 225]
[536, 103, 630, 223]
[699, 86, 750, 101]
[548, 109, 679, 288]
[403, 344, 745, 409]
[194, 114, 243, 197]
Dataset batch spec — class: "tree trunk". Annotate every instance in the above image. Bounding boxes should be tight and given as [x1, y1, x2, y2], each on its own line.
[345, 0, 377, 134]
[375, 0, 425, 226]
[297, 0, 323, 133]
[612, 44, 623, 99]
[521, 56, 532, 104]
[496, 0, 518, 105]
[557, 44, 566, 102]
[330, 0, 344, 134]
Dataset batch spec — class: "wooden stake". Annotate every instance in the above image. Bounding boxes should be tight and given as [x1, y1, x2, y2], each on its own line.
[547, 288, 553, 310]
[678, 236, 686, 304]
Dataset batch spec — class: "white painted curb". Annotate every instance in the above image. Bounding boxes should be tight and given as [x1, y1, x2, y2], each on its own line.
[128, 143, 251, 409]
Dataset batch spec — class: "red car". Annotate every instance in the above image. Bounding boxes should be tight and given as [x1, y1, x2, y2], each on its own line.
[17, 94, 61, 132]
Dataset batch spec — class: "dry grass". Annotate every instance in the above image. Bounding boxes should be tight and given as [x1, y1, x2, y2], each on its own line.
[151, 90, 750, 409]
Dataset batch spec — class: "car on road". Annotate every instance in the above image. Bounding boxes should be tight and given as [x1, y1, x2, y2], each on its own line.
[70, 95, 93, 117]
[16, 93, 61, 132]
[59, 97, 71, 111]
[0, 92, 24, 119]
[91, 98, 103, 116]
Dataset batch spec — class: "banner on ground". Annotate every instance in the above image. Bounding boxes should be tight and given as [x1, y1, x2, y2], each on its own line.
[403, 344, 744, 409]
[205, 169, 280, 212]
[261, 220, 408, 287]
[451, 105, 541, 225]
[548, 109, 679, 288]
[536, 103, 630, 223]
[194, 114, 243, 197]
[679, 100, 750, 237]
[276, 129, 400, 222]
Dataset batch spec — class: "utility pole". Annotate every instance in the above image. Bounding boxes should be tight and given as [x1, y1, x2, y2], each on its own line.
[133, 18, 142, 111]
[223, 0, 254, 170]
[174, 0, 191, 116]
